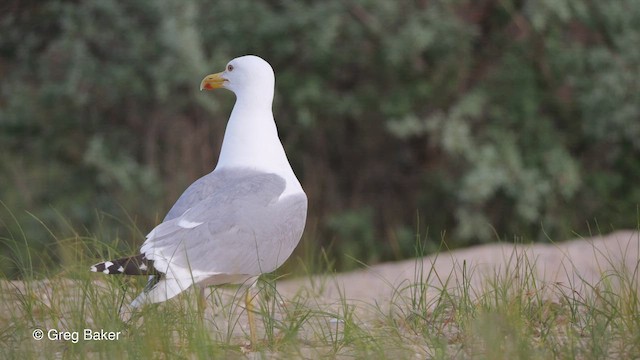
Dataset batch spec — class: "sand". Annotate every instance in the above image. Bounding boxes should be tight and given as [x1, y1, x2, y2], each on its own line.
[2, 230, 638, 356]
[277, 230, 639, 305]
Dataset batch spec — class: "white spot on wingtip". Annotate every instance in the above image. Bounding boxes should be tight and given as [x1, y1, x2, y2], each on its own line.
[178, 218, 203, 229]
[104, 261, 114, 268]
[117, 266, 124, 273]
[103, 269, 110, 274]
[139, 263, 148, 271]
[90, 266, 97, 272]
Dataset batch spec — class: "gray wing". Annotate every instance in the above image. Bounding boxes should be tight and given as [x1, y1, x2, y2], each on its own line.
[163, 167, 278, 221]
[163, 171, 227, 221]
[141, 169, 307, 279]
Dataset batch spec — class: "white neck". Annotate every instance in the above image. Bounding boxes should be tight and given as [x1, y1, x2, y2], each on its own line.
[214, 98, 303, 195]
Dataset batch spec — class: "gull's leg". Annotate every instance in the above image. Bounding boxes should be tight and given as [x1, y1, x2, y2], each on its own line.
[198, 286, 207, 316]
[245, 288, 257, 346]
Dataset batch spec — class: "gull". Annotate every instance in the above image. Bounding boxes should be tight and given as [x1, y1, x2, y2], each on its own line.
[91, 55, 308, 345]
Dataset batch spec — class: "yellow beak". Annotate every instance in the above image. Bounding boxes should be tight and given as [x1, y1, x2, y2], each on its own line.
[200, 72, 226, 91]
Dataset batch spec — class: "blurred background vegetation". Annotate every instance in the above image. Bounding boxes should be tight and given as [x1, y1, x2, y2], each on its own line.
[1, 0, 639, 277]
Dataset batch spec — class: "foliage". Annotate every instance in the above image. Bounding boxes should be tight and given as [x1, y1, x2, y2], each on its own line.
[1, 0, 639, 274]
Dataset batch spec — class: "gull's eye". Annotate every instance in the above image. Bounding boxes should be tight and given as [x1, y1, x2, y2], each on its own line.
[227, 64, 234, 71]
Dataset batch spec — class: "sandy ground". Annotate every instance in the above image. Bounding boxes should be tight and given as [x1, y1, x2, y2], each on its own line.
[276, 230, 640, 305]
[3, 230, 638, 316]
[2, 230, 638, 356]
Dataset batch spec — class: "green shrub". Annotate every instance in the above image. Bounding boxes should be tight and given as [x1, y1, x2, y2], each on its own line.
[1, 0, 638, 274]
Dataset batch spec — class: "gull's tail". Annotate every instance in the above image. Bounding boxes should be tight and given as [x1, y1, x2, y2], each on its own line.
[91, 254, 180, 308]
[90, 254, 156, 275]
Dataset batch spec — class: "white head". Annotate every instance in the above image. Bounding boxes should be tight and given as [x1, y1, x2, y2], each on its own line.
[200, 55, 275, 107]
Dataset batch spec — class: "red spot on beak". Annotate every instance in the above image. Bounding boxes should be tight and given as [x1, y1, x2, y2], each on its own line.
[204, 83, 214, 90]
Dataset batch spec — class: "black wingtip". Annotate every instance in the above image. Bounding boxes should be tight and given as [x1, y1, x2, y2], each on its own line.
[90, 254, 156, 275]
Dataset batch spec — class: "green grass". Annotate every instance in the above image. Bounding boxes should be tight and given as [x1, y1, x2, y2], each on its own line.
[0, 222, 639, 359]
